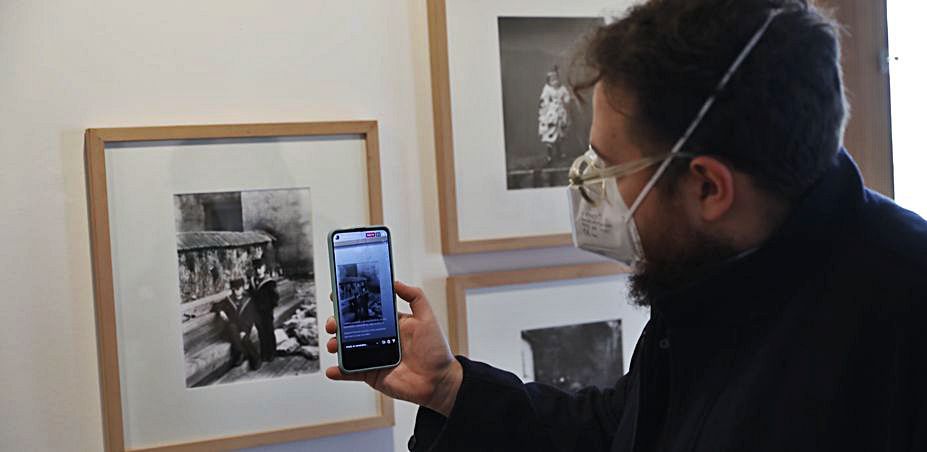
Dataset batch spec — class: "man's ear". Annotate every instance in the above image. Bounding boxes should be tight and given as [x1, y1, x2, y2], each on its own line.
[687, 156, 735, 222]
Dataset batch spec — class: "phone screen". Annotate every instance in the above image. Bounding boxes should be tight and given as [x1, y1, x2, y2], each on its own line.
[329, 227, 400, 372]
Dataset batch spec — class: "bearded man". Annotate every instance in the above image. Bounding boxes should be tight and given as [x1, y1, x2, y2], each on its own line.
[325, 1, 927, 451]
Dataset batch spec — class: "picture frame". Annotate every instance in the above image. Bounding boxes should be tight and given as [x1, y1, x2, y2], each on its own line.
[446, 263, 648, 389]
[84, 121, 393, 451]
[427, 0, 623, 254]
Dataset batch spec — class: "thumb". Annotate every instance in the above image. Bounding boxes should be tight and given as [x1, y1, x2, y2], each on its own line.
[325, 366, 367, 382]
[394, 281, 433, 319]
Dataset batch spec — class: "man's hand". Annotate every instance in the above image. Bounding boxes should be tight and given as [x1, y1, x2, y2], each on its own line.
[325, 281, 462, 417]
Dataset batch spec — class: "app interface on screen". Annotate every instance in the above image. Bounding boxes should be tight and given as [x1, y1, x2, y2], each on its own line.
[333, 230, 398, 349]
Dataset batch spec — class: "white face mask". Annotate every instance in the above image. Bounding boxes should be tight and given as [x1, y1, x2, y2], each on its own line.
[568, 150, 673, 268]
[568, 8, 782, 267]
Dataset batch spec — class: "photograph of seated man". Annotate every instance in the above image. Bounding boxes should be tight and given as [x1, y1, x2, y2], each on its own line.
[211, 278, 261, 371]
[250, 258, 280, 363]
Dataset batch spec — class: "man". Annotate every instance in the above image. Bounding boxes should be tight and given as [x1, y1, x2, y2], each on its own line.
[326, 0, 927, 450]
[250, 259, 280, 362]
[212, 278, 261, 371]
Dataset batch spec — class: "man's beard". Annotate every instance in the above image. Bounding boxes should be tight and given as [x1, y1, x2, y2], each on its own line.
[629, 210, 739, 309]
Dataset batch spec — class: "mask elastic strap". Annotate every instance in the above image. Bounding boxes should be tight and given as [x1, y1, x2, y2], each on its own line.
[627, 8, 784, 216]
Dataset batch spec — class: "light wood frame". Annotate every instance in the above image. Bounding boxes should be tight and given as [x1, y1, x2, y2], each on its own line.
[84, 121, 393, 452]
[446, 263, 630, 356]
[427, 0, 576, 254]
[824, 0, 893, 197]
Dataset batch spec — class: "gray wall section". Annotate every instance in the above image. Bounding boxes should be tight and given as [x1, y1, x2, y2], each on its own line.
[242, 188, 314, 277]
[244, 429, 393, 452]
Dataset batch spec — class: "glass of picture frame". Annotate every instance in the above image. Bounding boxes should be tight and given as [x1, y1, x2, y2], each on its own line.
[84, 121, 392, 451]
[446, 263, 649, 390]
[427, 0, 630, 253]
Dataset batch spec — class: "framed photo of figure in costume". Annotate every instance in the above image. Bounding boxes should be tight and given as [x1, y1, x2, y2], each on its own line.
[84, 121, 392, 451]
[427, 0, 633, 253]
[446, 263, 648, 391]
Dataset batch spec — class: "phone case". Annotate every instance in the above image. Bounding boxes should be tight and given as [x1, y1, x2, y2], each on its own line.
[328, 226, 402, 374]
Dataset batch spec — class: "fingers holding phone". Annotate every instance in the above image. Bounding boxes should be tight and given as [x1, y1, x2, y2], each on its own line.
[325, 280, 462, 416]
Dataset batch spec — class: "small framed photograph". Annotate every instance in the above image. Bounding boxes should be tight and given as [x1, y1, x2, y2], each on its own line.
[84, 121, 392, 451]
[446, 263, 648, 389]
[428, 0, 626, 253]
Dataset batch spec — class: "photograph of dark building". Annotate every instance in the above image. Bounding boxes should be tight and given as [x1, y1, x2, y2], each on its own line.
[173, 188, 320, 388]
[336, 263, 384, 325]
[520, 319, 623, 392]
[497, 16, 603, 190]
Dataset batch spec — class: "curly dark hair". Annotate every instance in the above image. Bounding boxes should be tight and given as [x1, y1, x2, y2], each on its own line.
[575, 0, 848, 199]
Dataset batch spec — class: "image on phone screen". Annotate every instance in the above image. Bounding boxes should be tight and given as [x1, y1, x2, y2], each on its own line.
[330, 228, 400, 371]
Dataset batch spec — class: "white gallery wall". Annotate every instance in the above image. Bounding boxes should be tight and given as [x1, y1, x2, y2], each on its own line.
[0, 0, 436, 450]
[0, 0, 609, 451]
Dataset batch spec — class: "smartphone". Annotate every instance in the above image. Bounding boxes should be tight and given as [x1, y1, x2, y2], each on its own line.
[328, 226, 401, 373]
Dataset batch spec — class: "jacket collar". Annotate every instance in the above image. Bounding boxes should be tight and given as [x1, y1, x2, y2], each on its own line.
[255, 275, 273, 290]
[651, 148, 865, 329]
[229, 294, 252, 314]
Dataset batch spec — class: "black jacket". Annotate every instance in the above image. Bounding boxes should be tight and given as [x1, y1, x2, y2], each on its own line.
[410, 150, 927, 451]
[211, 295, 257, 333]
[251, 277, 279, 313]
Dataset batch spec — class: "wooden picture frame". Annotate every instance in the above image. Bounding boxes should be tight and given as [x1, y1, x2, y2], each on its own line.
[824, 0, 893, 197]
[446, 262, 638, 356]
[85, 121, 393, 452]
[427, 0, 615, 254]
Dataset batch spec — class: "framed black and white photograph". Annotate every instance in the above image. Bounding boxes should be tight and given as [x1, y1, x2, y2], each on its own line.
[85, 122, 393, 451]
[447, 264, 648, 385]
[499, 17, 601, 190]
[520, 319, 623, 391]
[175, 188, 320, 388]
[428, 0, 630, 253]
